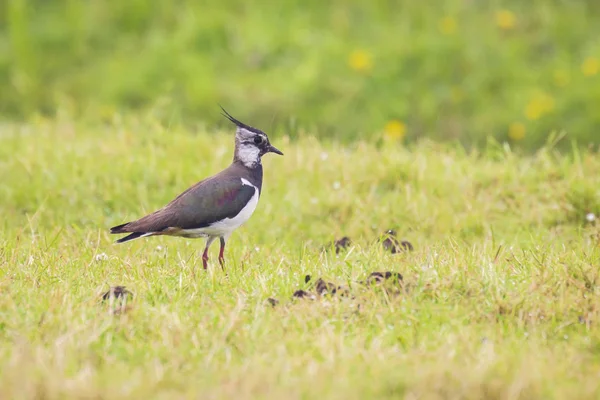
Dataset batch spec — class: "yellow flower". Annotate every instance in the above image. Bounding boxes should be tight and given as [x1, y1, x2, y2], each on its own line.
[495, 10, 516, 30]
[582, 57, 599, 77]
[553, 70, 570, 87]
[348, 50, 373, 73]
[384, 120, 406, 141]
[438, 16, 457, 35]
[525, 102, 543, 120]
[525, 92, 555, 120]
[508, 122, 526, 141]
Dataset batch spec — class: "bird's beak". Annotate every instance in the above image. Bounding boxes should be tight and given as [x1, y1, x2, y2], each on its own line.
[268, 145, 284, 155]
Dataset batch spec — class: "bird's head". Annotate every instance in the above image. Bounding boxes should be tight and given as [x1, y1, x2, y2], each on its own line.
[221, 106, 283, 168]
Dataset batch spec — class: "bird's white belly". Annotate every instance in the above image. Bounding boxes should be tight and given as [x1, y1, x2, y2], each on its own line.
[176, 184, 259, 238]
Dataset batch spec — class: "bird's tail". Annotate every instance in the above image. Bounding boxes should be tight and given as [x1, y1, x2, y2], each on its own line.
[110, 223, 149, 243]
[110, 223, 129, 234]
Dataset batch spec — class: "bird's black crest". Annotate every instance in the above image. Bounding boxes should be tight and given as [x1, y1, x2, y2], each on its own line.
[219, 105, 262, 134]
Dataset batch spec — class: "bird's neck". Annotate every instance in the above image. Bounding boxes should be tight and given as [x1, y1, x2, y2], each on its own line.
[233, 143, 261, 168]
[231, 160, 263, 193]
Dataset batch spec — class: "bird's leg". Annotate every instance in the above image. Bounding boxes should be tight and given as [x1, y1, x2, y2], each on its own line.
[219, 237, 226, 271]
[202, 248, 209, 270]
[202, 237, 216, 270]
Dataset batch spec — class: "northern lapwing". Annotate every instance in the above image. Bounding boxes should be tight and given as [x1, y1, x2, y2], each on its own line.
[110, 107, 283, 270]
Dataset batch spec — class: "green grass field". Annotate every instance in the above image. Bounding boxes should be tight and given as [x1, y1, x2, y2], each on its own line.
[2, 0, 600, 148]
[2, 1, 600, 398]
[1, 117, 600, 398]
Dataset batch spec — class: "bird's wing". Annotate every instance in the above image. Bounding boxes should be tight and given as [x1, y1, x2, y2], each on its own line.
[119, 174, 257, 233]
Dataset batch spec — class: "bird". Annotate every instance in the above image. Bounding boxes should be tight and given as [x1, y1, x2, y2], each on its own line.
[110, 107, 283, 270]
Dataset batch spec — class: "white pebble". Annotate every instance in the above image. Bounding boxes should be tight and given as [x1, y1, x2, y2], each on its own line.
[586, 213, 596, 222]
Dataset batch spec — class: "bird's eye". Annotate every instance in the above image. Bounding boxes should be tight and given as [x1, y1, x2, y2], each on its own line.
[254, 136, 263, 145]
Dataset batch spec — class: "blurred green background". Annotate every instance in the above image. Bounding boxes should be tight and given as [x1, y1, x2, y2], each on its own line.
[1, 0, 599, 148]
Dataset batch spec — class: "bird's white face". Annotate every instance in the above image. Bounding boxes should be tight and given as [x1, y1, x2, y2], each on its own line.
[235, 127, 269, 168]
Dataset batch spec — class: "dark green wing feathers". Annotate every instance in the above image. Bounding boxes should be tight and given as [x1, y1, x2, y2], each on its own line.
[110, 174, 257, 236]
[169, 176, 256, 229]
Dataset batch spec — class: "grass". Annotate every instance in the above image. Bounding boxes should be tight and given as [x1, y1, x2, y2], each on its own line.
[1, 115, 600, 398]
[2, 1, 600, 148]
